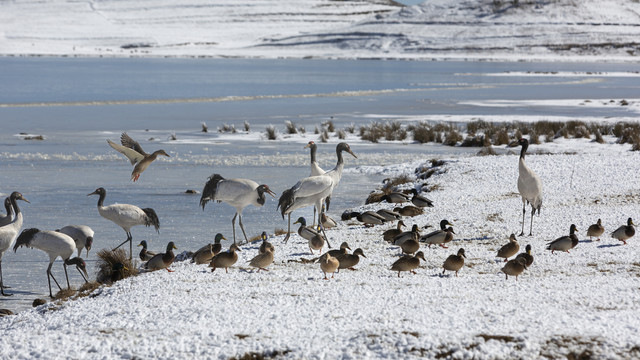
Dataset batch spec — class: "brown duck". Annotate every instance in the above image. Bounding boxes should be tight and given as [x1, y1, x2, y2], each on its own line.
[497, 234, 520, 262]
[501, 257, 527, 280]
[442, 248, 465, 277]
[383, 220, 405, 242]
[107, 132, 170, 182]
[209, 243, 241, 273]
[586, 219, 604, 241]
[391, 251, 425, 277]
[192, 233, 226, 265]
[144, 242, 177, 272]
[336, 248, 366, 271]
[320, 253, 339, 280]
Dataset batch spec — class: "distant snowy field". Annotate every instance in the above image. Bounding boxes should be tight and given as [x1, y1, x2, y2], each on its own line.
[1, 136, 639, 359]
[2, 0, 640, 61]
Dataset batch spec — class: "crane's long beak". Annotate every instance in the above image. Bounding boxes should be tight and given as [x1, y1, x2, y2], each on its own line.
[303, 143, 311, 149]
[266, 188, 277, 197]
[507, 140, 519, 147]
[87, 190, 98, 196]
[20, 196, 30, 204]
[348, 150, 358, 159]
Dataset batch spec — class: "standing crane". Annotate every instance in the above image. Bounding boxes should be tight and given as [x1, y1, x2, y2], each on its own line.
[200, 175, 276, 244]
[509, 138, 543, 236]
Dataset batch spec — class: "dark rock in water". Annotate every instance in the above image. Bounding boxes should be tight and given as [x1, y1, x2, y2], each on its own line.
[32, 298, 47, 307]
[0, 308, 14, 316]
[185, 189, 199, 194]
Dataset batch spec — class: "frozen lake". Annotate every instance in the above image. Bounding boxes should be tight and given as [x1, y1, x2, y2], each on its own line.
[1, 57, 639, 311]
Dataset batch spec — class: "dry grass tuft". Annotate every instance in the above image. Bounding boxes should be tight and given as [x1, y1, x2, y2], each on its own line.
[54, 287, 77, 300]
[96, 248, 138, 284]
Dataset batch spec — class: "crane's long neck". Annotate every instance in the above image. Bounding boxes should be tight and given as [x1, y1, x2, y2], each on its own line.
[4, 200, 11, 216]
[520, 142, 528, 160]
[96, 192, 106, 207]
[9, 196, 23, 229]
[310, 144, 317, 164]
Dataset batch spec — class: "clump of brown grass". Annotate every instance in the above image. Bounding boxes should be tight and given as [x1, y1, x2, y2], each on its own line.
[265, 125, 277, 140]
[54, 288, 77, 301]
[96, 249, 138, 284]
[273, 228, 288, 236]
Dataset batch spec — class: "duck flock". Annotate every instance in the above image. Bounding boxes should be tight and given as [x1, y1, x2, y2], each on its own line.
[0, 132, 636, 301]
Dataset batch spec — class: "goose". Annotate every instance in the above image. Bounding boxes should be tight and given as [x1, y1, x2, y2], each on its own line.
[356, 211, 387, 227]
[393, 206, 424, 217]
[305, 141, 326, 225]
[515, 244, 534, 267]
[279, 143, 356, 243]
[0, 191, 29, 296]
[320, 253, 339, 280]
[546, 224, 579, 254]
[383, 220, 405, 242]
[107, 132, 170, 182]
[586, 219, 605, 241]
[393, 224, 420, 246]
[200, 174, 276, 244]
[209, 243, 241, 273]
[442, 248, 466, 277]
[56, 225, 94, 257]
[258, 231, 274, 254]
[501, 257, 527, 280]
[0, 198, 12, 227]
[376, 209, 402, 222]
[496, 234, 520, 262]
[138, 240, 157, 262]
[382, 192, 410, 204]
[391, 251, 425, 277]
[248, 247, 274, 272]
[145, 242, 177, 272]
[410, 189, 434, 208]
[611, 218, 635, 245]
[13, 228, 88, 298]
[192, 233, 226, 265]
[336, 248, 366, 271]
[509, 138, 543, 236]
[420, 220, 455, 248]
[88, 187, 160, 259]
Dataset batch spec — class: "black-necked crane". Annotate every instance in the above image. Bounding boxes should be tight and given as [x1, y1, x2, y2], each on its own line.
[107, 132, 170, 182]
[88, 187, 160, 259]
[56, 225, 94, 257]
[0, 197, 13, 227]
[509, 138, 543, 236]
[0, 191, 29, 296]
[305, 141, 326, 226]
[200, 174, 276, 244]
[278, 143, 356, 244]
[14, 228, 88, 298]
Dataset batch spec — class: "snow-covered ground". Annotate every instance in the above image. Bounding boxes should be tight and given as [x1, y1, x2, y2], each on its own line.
[2, 0, 640, 61]
[1, 135, 638, 359]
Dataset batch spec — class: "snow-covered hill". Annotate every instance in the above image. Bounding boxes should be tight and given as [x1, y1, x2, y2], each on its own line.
[2, 0, 640, 60]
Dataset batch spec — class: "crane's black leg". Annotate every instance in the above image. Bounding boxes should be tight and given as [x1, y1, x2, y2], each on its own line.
[76, 266, 88, 283]
[0, 263, 12, 296]
[283, 213, 291, 243]
[47, 262, 62, 298]
[238, 214, 249, 245]
[63, 263, 70, 289]
[529, 205, 535, 236]
[113, 231, 132, 254]
[231, 213, 238, 244]
[519, 202, 526, 236]
[318, 208, 332, 248]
